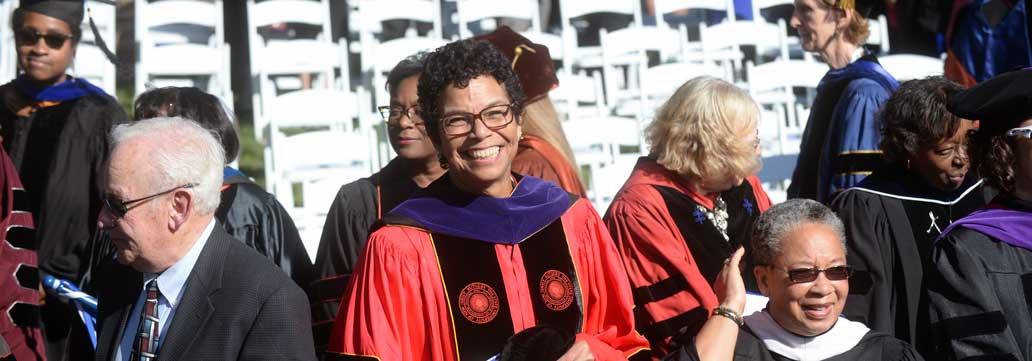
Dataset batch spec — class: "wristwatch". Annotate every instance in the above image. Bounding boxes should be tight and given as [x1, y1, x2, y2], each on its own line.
[713, 306, 743, 326]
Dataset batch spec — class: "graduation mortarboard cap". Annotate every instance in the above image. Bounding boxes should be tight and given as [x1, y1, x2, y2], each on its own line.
[17, 0, 84, 30]
[473, 26, 558, 103]
[947, 68, 1032, 133]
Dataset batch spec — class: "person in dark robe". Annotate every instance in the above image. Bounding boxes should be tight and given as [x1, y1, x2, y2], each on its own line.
[325, 39, 649, 361]
[132, 87, 313, 289]
[924, 69, 1032, 361]
[787, 0, 900, 203]
[831, 76, 991, 352]
[604, 76, 772, 358]
[310, 52, 445, 352]
[0, 146, 46, 361]
[0, 1, 128, 359]
[474, 26, 587, 197]
[667, 199, 925, 361]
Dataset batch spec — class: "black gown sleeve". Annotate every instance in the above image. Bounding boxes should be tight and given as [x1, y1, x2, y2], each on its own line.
[925, 228, 1029, 361]
[831, 190, 896, 332]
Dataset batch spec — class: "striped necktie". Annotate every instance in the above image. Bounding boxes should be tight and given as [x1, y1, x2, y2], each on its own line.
[131, 279, 161, 361]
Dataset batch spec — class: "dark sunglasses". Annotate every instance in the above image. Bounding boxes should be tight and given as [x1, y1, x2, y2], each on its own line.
[16, 29, 73, 49]
[103, 183, 196, 219]
[778, 265, 853, 283]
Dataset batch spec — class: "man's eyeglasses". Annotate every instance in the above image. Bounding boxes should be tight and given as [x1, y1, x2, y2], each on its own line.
[441, 103, 516, 135]
[103, 183, 197, 219]
[378, 105, 423, 126]
[16, 29, 73, 49]
[1006, 125, 1032, 139]
[772, 265, 853, 283]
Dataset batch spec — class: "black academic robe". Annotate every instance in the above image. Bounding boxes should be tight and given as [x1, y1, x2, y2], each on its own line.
[309, 157, 420, 351]
[925, 197, 1032, 361]
[665, 328, 924, 361]
[0, 81, 128, 360]
[831, 168, 991, 351]
[216, 171, 314, 289]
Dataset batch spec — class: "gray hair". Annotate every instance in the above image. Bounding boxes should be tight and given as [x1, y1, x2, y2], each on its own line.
[109, 117, 225, 215]
[385, 52, 427, 98]
[750, 199, 847, 266]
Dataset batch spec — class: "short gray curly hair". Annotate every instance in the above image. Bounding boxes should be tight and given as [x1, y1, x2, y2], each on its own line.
[750, 199, 846, 266]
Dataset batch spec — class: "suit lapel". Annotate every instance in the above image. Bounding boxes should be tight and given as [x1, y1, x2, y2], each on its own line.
[96, 265, 142, 361]
[156, 227, 230, 361]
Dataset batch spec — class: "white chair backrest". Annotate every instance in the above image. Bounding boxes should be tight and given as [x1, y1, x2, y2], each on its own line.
[356, 0, 441, 38]
[82, 0, 116, 44]
[74, 44, 116, 94]
[865, 15, 890, 54]
[879, 54, 944, 81]
[249, 0, 333, 40]
[654, 0, 735, 20]
[456, 0, 542, 37]
[746, 59, 826, 95]
[640, 62, 724, 98]
[751, 0, 794, 19]
[265, 89, 355, 129]
[600, 26, 683, 62]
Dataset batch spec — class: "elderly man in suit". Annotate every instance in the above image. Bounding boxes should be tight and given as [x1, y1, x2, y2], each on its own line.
[92, 117, 315, 361]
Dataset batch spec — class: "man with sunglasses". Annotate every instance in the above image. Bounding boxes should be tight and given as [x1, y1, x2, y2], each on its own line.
[665, 199, 924, 361]
[92, 117, 315, 361]
[0, 1, 129, 359]
[925, 68, 1032, 361]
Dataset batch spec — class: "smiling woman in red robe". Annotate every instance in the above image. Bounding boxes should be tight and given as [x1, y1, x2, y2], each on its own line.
[326, 39, 648, 361]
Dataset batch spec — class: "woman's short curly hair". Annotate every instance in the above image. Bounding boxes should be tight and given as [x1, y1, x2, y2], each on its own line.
[971, 125, 1020, 193]
[880, 77, 965, 164]
[417, 39, 526, 144]
[646, 76, 761, 187]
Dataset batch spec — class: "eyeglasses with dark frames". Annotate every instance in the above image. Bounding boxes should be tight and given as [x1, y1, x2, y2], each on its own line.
[15, 29, 73, 49]
[378, 105, 423, 126]
[440, 103, 516, 135]
[769, 265, 853, 284]
[103, 183, 197, 219]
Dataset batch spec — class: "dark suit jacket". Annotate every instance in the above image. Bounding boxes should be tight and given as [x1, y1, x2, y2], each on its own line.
[94, 224, 317, 361]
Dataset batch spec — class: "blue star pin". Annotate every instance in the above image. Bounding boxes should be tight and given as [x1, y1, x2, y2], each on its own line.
[743, 199, 754, 215]
[693, 209, 706, 224]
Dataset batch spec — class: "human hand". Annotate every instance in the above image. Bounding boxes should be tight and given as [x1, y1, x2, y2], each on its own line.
[556, 340, 594, 361]
[713, 247, 746, 315]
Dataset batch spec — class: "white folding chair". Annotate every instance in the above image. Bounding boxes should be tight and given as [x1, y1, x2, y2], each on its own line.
[654, 0, 736, 23]
[135, 0, 232, 104]
[551, 68, 606, 121]
[865, 15, 891, 54]
[558, 0, 642, 69]
[746, 59, 827, 155]
[878, 54, 944, 81]
[598, 25, 686, 118]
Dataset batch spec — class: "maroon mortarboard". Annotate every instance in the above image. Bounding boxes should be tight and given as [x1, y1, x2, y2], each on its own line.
[473, 26, 558, 103]
[948, 68, 1032, 134]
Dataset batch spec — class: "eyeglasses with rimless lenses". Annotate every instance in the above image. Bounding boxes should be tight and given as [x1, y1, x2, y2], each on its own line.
[103, 183, 197, 219]
[767, 265, 853, 284]
[1007, 125, 1032, 139]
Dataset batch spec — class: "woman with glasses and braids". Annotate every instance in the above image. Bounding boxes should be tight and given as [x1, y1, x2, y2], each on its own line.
[786, 0, 899, 203]
[326, 39, 648, 361]
[924, 69, 1032, 361]
[830, 77, 991, 353]
[133, 87, 312, 289]
[604, 76, 771, 358]
[0, 0, 128, 359]
[666, 199, 924, 361]
[310, 52, 444, 353]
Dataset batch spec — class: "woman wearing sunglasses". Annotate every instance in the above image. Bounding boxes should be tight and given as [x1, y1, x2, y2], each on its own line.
[830, 77, 991, 353]
[666, 199, 924, 361]
[326, 39, 648, 361]
[925, 69, 1032, 361]
[0, 0, 127, 359]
